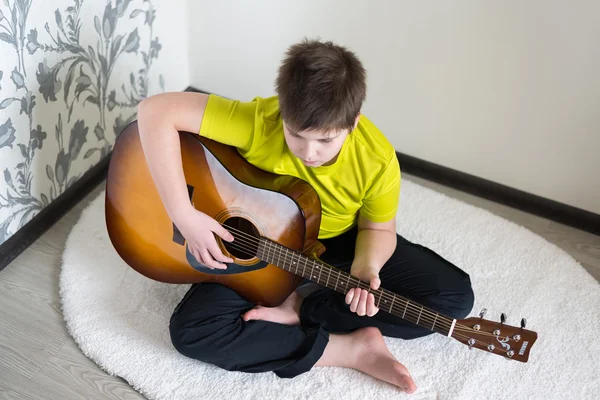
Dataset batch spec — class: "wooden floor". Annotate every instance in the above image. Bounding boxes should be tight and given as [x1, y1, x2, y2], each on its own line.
[1, 175, 599, 399]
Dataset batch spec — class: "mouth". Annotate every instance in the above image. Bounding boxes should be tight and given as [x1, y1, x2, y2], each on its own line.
[303, 160, 319, 166]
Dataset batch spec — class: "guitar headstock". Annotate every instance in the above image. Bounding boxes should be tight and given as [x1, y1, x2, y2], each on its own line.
[452, 310, 538, 362]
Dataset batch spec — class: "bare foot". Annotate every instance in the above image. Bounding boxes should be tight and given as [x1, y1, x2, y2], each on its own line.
[242, 290, 303, 325]
[316, 327, 417, 394]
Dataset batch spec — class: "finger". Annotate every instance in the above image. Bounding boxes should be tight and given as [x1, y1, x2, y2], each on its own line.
[191, 246, 204, 264]
[189, 246, 199, 262]
[357, 289, 369, 316]
[198, 249, 214, 269]
[200, 249, 226, 270]
[208, 242, 233, 263]
[350, 288, 361, 312]
[367, 293, 379, 317]
[345, 289, 355, 305]
[213, 222, 235, 242]
[370, 277, 381, 291]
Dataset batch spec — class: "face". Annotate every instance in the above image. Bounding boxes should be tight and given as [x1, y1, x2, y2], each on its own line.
[283, 116, 359, 167]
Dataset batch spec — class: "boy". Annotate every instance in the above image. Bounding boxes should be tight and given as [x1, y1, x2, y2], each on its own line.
[137, 39, 474, 394]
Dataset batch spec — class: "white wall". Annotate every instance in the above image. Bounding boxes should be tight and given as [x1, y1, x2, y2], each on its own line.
[188, 0, 600, 214]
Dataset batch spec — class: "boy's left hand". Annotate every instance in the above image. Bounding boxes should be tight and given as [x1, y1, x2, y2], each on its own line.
[345, 264, 381, 317]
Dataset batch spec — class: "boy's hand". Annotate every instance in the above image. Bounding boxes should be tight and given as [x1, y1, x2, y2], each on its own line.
[345, 264, 381, 317]
[174, 208, 234, 270]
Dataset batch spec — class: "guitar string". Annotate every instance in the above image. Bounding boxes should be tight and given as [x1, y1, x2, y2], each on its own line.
[220, 232, 453, 330]
[217, 225, 511, 337]
[219, 225, 515, 340]
[211, 227, 454, 332]
[204, 230, 513, 343]
[199, 223, 510, 339]
[190, 229, 505, 352]
[222, 239, 510, 353]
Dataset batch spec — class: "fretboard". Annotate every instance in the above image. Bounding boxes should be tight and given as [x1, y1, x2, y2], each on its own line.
[257, 237, 455, 336]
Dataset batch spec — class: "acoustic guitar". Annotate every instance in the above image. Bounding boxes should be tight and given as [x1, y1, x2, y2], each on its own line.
[105, 121, 538, 363]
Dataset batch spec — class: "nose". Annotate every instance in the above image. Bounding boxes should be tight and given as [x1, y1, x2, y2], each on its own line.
[302, 141, 318, 161]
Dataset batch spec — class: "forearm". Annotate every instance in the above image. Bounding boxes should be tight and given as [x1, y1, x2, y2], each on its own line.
[351, 227, 397, 273]
[137, 100, 194, 224]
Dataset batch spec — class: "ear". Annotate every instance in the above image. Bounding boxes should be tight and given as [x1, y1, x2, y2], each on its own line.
[352, 112, 361, 131]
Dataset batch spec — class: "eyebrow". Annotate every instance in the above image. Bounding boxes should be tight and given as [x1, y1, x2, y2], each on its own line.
[286, 124, 341, 140]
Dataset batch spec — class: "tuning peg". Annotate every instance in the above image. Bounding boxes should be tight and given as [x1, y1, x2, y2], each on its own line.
[468, 338, 476, 349]
[500, 313, 507, 324]
[521, 318, 527, 329]
[479, 308, 487, 319]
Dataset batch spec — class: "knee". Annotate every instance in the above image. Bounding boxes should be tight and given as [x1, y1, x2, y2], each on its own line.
[169, 314, 241, 371]
[169, 316, 220, 361]
[448, 280, 475, 319]
[169, 317, 199, 357]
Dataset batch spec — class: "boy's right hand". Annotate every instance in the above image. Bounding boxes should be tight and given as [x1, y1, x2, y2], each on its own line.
[174, 208, 235, 270]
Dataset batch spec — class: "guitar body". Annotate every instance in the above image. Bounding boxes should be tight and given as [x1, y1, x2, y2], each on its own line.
[105, 121, 325, 307]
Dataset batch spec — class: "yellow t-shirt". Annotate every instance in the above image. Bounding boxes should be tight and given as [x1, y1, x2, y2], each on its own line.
[199, 94, 401, 239]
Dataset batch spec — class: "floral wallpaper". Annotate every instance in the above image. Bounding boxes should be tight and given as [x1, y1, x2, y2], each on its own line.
[0, 0, 173, 246]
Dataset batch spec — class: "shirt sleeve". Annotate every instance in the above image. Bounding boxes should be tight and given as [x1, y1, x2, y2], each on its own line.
[199, 94, 258, 152]
[359, 155, 401, 223]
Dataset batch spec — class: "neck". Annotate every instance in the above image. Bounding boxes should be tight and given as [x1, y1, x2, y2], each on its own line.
[257, 236, 457, 336]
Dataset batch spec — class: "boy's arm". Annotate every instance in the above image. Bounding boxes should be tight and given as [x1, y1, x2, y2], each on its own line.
[352, 214, 397, 275]
[137, 92, 209, 225]
[345, 214, 397, 317]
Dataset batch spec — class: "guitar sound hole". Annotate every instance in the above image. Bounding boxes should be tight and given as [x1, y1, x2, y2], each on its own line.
[222, 217, 260, 260]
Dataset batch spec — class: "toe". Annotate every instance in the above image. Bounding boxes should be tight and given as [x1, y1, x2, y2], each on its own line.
[243, 307, 261, 321]
[396, 366, 417, 393]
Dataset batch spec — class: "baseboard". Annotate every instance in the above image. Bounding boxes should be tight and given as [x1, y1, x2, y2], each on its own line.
[0, 155, 111, 272]
[395, 152, 600, 236]
[2, 85, 598, 272]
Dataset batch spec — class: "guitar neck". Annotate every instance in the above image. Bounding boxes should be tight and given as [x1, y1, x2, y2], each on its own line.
[257, 237, 457, 337]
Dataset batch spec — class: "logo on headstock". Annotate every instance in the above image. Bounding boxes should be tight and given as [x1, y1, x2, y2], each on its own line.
[519, 341, 529, 355]
[495, 335, 511, 351]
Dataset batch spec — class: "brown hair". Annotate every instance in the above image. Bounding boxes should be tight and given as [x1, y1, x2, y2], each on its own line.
[275, 38, 367, 133]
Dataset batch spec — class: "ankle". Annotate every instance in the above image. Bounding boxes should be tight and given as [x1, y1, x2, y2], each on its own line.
[315, 333, 356, 368]
[292, 291, 304, 320]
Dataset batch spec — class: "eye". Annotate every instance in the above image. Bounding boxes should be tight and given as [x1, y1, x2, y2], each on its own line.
[319, 138, 333, 144]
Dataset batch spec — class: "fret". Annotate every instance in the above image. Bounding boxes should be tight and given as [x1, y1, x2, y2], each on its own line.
[416, 307, 423, 325]
[279, 245, 283, 267]
[279, 246, 284, 269]
[294, 251, 299, 275]
[265, 240, 270, 264]
[303, 255, 309, 279]
[283, 247, 289, 271]
[317, 263, 322, 283]
[389, 295, 395, 313]
[334, 270, 339, 291]
[431, 314, 438, 331]
[402, 301, 409, 319]
[288, 248, 294, 272]
[377, 290, 383, 308]
[326, 265, 331, 288]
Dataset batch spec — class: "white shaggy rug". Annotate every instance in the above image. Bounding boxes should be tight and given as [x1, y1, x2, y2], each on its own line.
[59, 180, 600, 400]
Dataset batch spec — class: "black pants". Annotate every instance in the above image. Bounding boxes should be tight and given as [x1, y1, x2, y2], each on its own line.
[169, 226, 474, 378]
